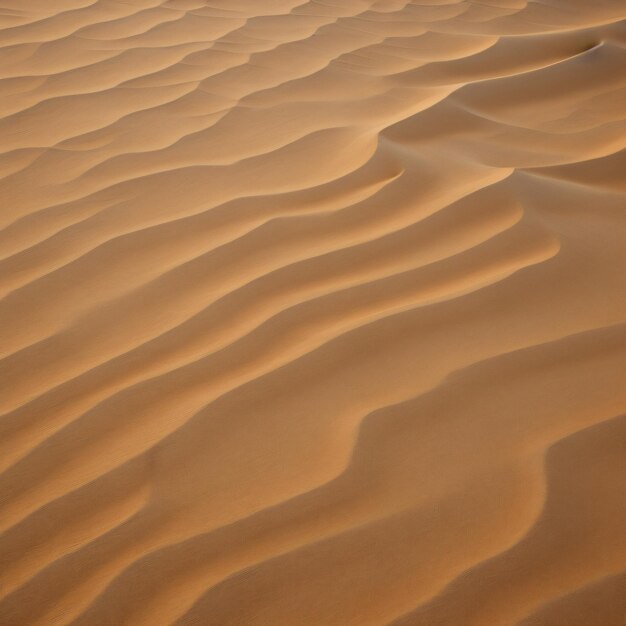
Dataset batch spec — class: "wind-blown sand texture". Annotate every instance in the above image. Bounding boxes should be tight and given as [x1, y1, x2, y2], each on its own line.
[1, 0, 625, 624]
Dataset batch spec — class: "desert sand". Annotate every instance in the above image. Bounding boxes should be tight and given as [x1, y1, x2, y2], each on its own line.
[0, 0, 625, 624]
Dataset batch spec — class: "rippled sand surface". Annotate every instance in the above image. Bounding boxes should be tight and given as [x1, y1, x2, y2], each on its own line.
[1, 1, 625, 624]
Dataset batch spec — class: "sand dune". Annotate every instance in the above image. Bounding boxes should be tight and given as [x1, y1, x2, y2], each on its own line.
[1, 1, 625, 624]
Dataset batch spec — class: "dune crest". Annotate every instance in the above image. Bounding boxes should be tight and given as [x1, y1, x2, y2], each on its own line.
[1, 1, 625, 624]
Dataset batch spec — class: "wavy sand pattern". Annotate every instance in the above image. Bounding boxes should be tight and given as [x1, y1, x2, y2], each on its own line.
[1, 0, 625, 624]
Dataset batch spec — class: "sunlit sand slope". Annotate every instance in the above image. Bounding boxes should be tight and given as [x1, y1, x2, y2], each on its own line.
[0, 0, 625, 624]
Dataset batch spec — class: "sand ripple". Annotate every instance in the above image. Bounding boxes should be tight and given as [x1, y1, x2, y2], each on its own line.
[1, 1, 625, 624]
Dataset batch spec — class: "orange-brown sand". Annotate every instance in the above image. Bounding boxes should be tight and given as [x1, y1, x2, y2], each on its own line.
[1, 1, 625, 624]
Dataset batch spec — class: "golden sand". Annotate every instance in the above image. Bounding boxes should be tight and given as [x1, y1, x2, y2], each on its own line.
[0, 1, 625, 624]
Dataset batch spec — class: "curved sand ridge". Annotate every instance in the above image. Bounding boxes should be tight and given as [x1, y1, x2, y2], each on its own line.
[0, 1, 625, 624]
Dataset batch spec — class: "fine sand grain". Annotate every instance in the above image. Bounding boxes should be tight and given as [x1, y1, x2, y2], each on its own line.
[0, 1, 625, 624]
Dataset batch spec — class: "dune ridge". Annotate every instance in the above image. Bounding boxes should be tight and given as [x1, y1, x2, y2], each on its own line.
[1, 1, 625, 624]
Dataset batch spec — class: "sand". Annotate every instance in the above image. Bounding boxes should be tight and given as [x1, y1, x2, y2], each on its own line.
[0, 0, 625, 624]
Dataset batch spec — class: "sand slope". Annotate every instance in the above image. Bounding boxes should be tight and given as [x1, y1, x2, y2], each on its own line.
[0, 0, 625, 624]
